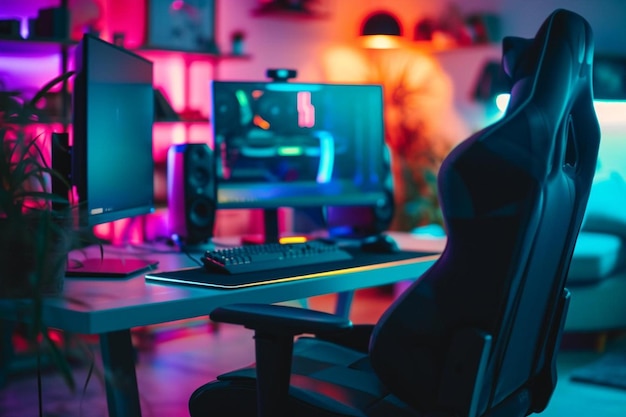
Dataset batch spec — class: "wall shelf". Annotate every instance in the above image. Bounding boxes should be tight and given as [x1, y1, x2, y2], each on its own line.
[250, 5, 329, 20]
[135, 47, 252, 62]
[0, 36, 76, 55]
[251, 9, 330, 19]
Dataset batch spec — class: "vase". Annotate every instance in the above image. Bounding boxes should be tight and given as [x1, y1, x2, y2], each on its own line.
[0, 217, 68, 299]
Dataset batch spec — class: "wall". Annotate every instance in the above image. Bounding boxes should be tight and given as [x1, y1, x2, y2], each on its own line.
[3, 0, 626, 233]
[213, 0, 501, 82]
[500, 0, 626, 178]
[501, 0, 626, 55]
[213, 0, 626, 167]
[3, 0, 625, 110]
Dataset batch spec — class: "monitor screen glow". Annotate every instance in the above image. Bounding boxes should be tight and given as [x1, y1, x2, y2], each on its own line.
[210, 81, 389, 211]
[72, 35, 155, 227]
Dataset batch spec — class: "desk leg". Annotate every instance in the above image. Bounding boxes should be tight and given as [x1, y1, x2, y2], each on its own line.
[100, 330, 142, 417]
[334, 291, 354, 319]
[0, 320, 14, 387]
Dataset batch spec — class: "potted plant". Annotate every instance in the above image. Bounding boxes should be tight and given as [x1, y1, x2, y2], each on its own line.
[0, 71, 79, 390]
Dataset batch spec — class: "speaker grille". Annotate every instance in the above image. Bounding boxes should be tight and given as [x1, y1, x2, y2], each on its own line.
[168, 143, 217, 244]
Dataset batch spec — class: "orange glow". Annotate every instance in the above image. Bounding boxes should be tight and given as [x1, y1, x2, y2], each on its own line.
[360, 34, 403, 49]
[253, 115, 271, 130]
[279, 236, 308, 244]
[252, 90, 264, 99]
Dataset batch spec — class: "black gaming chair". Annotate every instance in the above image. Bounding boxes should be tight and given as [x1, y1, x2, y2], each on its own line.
[189, 9, 600, 417]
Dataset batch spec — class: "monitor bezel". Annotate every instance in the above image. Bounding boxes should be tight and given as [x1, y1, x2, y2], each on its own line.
[210, 80, 390, 211]
[71, 34, 155, 228]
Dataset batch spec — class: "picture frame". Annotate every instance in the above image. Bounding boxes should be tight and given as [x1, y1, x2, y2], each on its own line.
[145, 0, 219, 53]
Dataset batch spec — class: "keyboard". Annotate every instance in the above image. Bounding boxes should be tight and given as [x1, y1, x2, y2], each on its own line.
[201, 240, 353, 274]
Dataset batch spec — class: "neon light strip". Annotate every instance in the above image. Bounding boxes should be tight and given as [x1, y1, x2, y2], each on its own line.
[297, 91, 315, 128]
[316, 131, 334, 183]
[278, 146, 303, 156]
[235, 89, 253, 125]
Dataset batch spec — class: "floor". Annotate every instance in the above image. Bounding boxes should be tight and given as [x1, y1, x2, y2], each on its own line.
[1, 287, 626, 417]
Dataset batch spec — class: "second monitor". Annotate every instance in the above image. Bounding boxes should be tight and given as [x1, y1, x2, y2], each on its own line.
[209, 81, 392, 241]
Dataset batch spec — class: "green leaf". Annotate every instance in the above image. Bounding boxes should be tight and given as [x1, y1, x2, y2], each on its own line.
[41, 330, 76, 392]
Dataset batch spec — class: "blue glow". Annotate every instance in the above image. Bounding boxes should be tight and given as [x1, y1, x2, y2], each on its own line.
[316, 131, 334, 183]
[266, 83, 322, 92]
[493, 94, 626, 124]
[495, 93, 511, 113]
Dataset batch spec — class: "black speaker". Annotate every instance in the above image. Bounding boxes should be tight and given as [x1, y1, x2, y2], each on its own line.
[167, 143, 217, 245]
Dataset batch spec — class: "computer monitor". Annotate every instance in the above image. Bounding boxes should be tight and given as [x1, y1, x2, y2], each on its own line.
[209, 80, 390, 242]
[68, 34, 156, 275]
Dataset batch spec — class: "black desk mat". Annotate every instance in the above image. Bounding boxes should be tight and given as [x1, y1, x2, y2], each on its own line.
[145, 250, 440, 289]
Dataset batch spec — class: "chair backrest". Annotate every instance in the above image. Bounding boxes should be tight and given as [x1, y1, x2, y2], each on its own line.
[369, 9, 600, 416]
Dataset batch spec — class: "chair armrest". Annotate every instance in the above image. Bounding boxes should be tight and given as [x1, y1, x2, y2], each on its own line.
[210, 303, 353, 335]
[316, 324, 375, 353]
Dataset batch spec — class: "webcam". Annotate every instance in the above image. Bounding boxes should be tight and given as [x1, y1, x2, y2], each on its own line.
[266, 68, 297, 82]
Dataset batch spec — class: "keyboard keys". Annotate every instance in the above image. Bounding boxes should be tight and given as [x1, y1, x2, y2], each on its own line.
[202, 240, 353, 274]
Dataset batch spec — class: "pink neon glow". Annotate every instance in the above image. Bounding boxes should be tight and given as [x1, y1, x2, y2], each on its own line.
[171, 0, 185, 11]
[297, 91, 315, 128]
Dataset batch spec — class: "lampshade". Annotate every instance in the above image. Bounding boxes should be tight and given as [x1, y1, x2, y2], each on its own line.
[361, 11, 402, 36]
[360, 11, 403, 49]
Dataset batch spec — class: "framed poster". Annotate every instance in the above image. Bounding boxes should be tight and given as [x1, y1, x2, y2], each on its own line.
[146, 0, 219, 53]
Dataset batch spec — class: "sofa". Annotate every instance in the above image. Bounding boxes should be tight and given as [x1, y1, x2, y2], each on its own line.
[564, 170, 626, 349]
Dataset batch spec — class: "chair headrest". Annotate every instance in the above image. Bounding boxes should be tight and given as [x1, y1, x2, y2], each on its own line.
[501, 9, 594, 96]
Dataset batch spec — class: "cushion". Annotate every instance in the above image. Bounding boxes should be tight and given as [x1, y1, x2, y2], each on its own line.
[582, 171, 626, 238]
[568, 231, 625, 284]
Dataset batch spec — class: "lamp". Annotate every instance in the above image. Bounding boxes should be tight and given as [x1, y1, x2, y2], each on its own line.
[360, 11, 403, 49]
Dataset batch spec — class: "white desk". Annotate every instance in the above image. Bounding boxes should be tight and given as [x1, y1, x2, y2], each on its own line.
[2, 232, 443, 417]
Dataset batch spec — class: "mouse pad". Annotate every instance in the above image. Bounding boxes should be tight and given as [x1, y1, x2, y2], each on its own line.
[145, 249, 440, 289]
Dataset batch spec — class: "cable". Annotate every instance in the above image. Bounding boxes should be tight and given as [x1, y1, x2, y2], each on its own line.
[169, 235, 204, 266]
[182, 249, 203, 266]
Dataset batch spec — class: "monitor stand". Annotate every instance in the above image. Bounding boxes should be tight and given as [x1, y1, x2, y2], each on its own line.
[51, 133, 159, 278]
[66, 257, 159, 278]
[169, 234, 215, 254]
[241, 208, 281, 245]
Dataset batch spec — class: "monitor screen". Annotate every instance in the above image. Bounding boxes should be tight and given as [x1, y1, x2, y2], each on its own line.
[210, 81, 389, 211]
[72, 34, 155, 228]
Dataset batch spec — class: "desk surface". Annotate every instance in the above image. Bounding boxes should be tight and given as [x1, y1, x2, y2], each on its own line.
[0, 232, 445, 417]
[6, 232, 445, 335]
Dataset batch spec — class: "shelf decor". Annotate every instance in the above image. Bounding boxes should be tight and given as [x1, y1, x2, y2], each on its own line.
[251, 0, 329, 18]
[146, 0, 218, 53]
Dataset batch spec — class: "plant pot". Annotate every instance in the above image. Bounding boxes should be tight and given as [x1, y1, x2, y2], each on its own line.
[0, 216, 69, 299]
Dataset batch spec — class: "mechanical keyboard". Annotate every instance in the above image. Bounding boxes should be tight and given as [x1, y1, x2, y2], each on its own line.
[201, 240, 353, 274]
